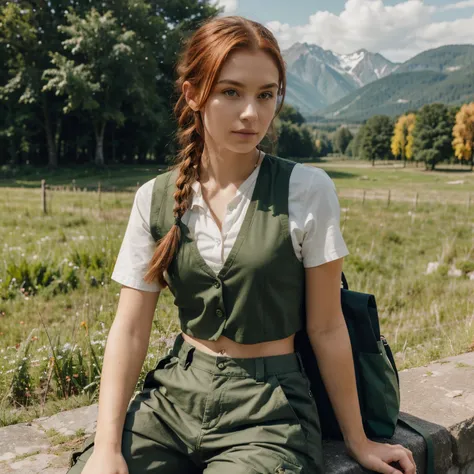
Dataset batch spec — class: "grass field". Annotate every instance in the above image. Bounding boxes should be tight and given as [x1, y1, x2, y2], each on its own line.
[1, 159, 473, 426]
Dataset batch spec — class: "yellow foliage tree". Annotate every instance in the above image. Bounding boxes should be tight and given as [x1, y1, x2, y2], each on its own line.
[391, 113, 416, 167]
[452, 103, 474, 170]
[405, 115, 416, 160]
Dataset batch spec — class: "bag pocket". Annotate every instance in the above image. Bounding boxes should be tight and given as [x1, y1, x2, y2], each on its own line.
[358, 340, 400, 438]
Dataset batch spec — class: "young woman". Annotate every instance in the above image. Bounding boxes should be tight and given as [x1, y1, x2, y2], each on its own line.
[68, 15, 416, 474]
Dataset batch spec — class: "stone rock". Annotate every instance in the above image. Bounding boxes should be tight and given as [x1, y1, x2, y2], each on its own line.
[446, 390, 464, 398]
[400, 352, 474, 466]
[448, 267, 463, 277]
[8, 453, 67, 473]
[0, 423, 50, 463]
[426, 262, 440, 274]
[468, 271, 474, 281]
[34, 405, 98, 437]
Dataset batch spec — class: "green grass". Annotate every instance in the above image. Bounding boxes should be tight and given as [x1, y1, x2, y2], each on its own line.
[0, 160, 473, 426]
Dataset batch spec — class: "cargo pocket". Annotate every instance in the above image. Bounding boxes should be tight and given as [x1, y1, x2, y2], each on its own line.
[70, 433, 95, 467]
[271, 373, 314, 443]
[142, 353, 179, 390]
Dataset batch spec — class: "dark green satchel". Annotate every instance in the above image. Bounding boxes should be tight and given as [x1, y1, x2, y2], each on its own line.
[295, 272, 400, 439]
[295, 273, 435, 474]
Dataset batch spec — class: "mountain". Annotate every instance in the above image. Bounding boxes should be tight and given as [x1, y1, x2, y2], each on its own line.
[282, 42, 399, 114]
[320, 45, 474, 120]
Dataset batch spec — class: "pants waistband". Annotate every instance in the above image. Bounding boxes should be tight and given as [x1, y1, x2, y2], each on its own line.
[170, 333, 304, 383]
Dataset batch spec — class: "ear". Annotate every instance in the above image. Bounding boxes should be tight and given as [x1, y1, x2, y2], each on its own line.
[183, 81, 200, 112]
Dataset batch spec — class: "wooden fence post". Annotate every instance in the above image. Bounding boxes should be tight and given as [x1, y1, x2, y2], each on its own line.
[362, 189, 366, 206]
[468, 193, 471, 211]
[387, 189, 391, 207]
[41, 179, 47, 214]
[72, 179, 76, 192]
[414, 192, 418, 210]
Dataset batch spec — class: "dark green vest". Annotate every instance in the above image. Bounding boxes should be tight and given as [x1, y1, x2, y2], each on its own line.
[149, 154, 305, 343]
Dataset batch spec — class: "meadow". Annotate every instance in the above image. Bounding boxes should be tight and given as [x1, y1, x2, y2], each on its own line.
[0, 159, 473, 427]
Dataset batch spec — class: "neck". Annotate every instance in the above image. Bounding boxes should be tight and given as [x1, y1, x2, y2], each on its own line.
[199, 147, 261, 189]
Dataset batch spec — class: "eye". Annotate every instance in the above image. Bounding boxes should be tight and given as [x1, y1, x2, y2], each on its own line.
[260, 92, 274, 100]
[223, 89, 239, 97]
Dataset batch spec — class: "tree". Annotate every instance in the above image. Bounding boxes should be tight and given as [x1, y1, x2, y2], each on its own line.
[42, 5, 161, 165]
[391, 113, 416, 167]
[278, 104, 305, 125]
[314, 131, 332, 157]
[333, 126, 353, 156]
[350, 126, 366, 159]
[0, 0, 219, 167]
[359, 115, 393, 166]
[452, 102, 474, 171]
[277, 121, 315, 159]
[412, 103, 454, 170]
[0, 2, 65, 167]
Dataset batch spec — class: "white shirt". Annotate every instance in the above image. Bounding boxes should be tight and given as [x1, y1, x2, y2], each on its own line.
[111, 158, 349, 292]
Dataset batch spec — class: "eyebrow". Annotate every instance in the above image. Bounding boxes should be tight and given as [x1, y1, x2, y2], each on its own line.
[216, 79, 279, 89]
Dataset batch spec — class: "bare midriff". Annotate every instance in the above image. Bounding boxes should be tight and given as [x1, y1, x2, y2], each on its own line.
[182, 333, 295, 358]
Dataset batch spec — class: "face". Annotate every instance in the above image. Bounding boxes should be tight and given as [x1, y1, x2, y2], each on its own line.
[185, 49, 280, 155]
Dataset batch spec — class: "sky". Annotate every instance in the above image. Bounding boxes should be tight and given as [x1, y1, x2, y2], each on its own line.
[215, 0, 474, 62]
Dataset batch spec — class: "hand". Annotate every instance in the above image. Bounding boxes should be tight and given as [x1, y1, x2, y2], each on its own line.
[347, 438, 416, 474]
[81, 448, 129, 474]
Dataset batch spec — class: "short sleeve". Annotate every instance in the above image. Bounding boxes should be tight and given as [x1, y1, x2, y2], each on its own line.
[111, 178, 162, 292]
[299, 167, 349, 268]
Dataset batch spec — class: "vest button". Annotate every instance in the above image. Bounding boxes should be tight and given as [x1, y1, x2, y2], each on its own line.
[214, 280, 221, 288]
[216, 309, 224, 318]
[217, 362, 225, 370]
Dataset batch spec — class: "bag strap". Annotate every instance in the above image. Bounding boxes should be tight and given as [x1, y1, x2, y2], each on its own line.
[397, 414, 435, 474]
[342, 271, 349, 290]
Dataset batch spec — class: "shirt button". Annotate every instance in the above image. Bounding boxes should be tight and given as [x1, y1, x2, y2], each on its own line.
[216, 309, 224, 318]
[214, 280, 221, 289]
[217, 362, 225, 370]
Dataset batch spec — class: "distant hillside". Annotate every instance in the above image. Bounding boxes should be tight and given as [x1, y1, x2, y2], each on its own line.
[394, 44, 474, 74]
[319, 45, 474, 120]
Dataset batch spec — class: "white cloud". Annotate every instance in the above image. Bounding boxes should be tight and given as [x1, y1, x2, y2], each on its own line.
[266, 0, 474, 62]
[215, 0, 239, 14]
[440, 0, 474, 11]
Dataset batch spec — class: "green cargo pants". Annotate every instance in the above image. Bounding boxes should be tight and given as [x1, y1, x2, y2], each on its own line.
[68, 334, 323, 473]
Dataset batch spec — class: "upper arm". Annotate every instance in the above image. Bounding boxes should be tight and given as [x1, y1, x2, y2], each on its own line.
[110, 179, 163, 336]
[305, 258, 345, 336]
[114, 285, 160, 337]
[291, 166, 349, 269]
[111, 178, 163, 292]
[298, 166, 349, 335]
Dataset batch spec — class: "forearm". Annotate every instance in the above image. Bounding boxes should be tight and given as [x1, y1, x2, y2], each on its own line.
[307, 322, 368, 451]
[94, 319, 151, 451]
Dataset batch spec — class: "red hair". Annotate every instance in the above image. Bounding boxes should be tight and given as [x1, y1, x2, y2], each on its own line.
[144, 16, 286, 288]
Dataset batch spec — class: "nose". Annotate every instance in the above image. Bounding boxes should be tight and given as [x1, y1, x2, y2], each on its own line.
[240, 99, 258, 122]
